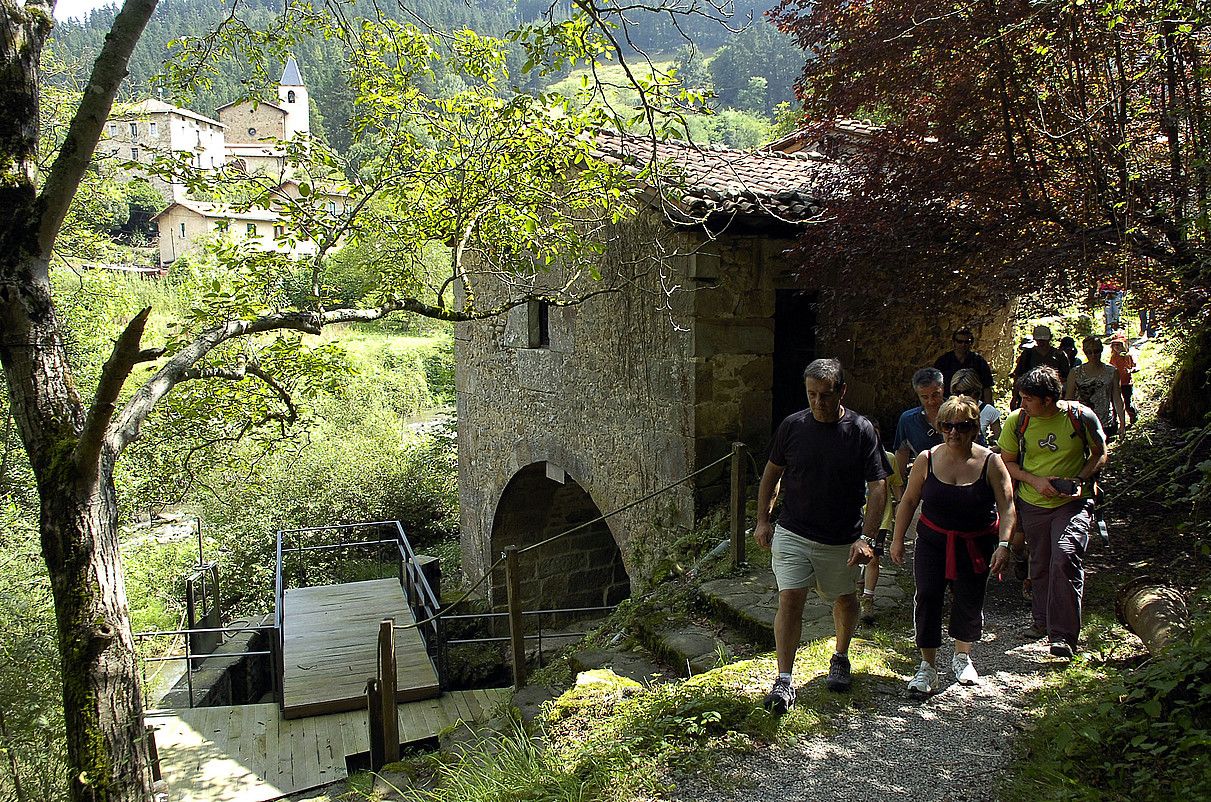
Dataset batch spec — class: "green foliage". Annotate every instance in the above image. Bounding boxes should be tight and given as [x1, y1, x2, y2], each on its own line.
[0, 504, 70, 802]
[1003, 590, 1211, 802]
[707, 21, 802, 114]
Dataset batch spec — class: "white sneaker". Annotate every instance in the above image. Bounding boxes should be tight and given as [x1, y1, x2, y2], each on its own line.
[952, 652, 979, 685]
[907, 661, 939, 697]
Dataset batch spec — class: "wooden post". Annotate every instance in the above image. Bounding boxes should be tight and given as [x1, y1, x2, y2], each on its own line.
[730, 441, 748, 568]
[366, 678, 385, 771]
[377, 619, 400, 764]
[505, 546, 527, 689]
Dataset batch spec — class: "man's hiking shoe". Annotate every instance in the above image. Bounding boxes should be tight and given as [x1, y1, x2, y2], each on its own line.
[1049, 640, 1075, 660]
[763, 676, 796, 714]
[907, 661, 939, 698]
[1023, 622, 1047, 639]
[860, 594, 876, 624]
[825, 653, 852, 692]
[951, 652, 979, 685]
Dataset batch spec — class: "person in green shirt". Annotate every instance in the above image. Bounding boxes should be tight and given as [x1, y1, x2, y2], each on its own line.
[997, 366, 1106, 659]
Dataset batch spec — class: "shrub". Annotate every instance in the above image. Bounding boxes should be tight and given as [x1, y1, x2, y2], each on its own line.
[1005, 589, 1211, 801]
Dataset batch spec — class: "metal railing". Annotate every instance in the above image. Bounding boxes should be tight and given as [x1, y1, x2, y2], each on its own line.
[437, 604, 617, 678]
[386, 441, 750, 690]
[133, 623, 275, 709]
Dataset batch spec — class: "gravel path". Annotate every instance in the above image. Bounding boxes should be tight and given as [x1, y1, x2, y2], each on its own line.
[645, 581, 1060, 802]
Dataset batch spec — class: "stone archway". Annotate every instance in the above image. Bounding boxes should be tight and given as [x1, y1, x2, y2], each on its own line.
[490, 462, 630, 612]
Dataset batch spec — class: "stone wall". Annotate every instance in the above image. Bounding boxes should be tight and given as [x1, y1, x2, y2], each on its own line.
[456, 213, 698, 607]
[457, 210, 1018, 604]
[219, 101, 287, 144]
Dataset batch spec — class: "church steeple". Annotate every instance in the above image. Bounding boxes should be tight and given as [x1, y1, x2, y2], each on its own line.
[277, 57, 309, 139]
[281, 57, 303, 87]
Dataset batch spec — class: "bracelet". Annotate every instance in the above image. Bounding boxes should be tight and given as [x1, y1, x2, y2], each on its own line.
[997, 541, 1011, 549]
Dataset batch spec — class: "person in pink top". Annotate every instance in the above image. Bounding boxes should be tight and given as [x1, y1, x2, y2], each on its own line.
[1108, 334, 1138, 425]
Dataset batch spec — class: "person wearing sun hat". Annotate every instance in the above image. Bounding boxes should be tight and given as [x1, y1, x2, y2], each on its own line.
[1109, 333, 1139, 425]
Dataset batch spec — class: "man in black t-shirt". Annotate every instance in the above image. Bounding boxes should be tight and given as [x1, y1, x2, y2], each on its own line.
[934, 327, 994, 402]
[754, 358, 889, 711]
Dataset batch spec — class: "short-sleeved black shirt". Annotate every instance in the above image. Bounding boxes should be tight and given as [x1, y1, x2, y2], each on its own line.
[934, 350, 995, 395]
[768, 408, 890, 545]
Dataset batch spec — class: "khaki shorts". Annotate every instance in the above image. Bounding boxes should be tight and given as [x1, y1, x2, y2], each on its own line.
[771, 524, 860, 600]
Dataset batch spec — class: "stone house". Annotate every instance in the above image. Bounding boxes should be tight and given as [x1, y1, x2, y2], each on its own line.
[97, 99, 228, 201]
[151, 199, 306, 264]
[456, 133, 1014, 614]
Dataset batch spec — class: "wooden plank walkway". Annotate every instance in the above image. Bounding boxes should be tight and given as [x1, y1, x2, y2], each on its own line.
[147, 689, 509, 802]
[281, 578, 441, 718]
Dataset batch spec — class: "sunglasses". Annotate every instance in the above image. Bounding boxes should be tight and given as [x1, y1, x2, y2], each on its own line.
[953, 338, 974, 344]
[939, 420, 978, 433]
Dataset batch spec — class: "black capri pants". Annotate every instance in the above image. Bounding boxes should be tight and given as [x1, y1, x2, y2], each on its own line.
[913, 526, 998, 649]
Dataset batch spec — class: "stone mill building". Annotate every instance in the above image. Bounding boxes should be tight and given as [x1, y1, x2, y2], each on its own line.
[455, 131, 1014, 613]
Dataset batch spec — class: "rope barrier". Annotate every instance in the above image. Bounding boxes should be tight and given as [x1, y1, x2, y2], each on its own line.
[392, 449, 736, 632]
[517, 451, 733, 555]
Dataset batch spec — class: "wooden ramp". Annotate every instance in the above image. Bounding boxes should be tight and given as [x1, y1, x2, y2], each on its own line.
[282, 578, 440, 718]
[148, 689, 508, 802]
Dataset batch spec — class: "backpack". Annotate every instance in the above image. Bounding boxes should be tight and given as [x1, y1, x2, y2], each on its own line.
[1014, 402, 1109, 545]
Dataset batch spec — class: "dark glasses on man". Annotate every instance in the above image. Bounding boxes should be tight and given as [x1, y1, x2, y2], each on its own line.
[939, 420, 977, 433]
[953, 338, 973, 344]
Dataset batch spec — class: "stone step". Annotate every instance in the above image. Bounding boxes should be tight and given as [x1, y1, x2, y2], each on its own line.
[631, 614, 751, 678]
[568, 648, 675, 686]
[697, 564, 907, 646]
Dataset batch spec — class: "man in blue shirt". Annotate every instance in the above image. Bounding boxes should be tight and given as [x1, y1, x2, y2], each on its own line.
[894, 368, 946, 484]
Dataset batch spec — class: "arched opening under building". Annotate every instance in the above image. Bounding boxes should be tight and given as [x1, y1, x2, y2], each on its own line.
[489, 462, 630, 612]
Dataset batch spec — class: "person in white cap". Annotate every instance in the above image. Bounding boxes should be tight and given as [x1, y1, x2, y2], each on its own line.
[1011, 325, 1071, 409]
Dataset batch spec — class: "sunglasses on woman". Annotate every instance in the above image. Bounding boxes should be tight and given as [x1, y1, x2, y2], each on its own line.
[939, 420, 977, 433]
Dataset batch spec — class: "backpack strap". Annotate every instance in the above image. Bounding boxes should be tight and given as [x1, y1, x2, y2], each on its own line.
[1015, 409, 1031, 460]
[1062, 401, 1091, 457]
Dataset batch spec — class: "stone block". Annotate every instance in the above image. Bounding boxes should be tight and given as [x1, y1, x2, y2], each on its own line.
[517, 348, 563, 393]
[692, 321, 774, 359]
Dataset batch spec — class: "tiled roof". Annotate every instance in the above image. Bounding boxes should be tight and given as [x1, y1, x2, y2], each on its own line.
[151, 199, 280, 223]
[765, 119, 884, 156]
[215, 98, 287, 114]
[592, 130, 833, 225]
[115, 99, 224, 128]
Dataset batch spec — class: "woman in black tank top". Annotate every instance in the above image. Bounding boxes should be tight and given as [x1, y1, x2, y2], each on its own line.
[890, 396, 1016, 697]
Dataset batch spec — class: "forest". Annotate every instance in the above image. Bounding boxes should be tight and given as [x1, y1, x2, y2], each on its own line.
[47, 0, 805, 151]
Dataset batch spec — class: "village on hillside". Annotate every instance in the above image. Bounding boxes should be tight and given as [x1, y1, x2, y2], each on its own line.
[99, 57, 346, 268]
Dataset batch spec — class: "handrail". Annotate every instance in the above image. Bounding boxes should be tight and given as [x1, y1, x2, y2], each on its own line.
[134, 624, 268, 638]
[132, 623, 276, 709]
[390, 450, 735, 638]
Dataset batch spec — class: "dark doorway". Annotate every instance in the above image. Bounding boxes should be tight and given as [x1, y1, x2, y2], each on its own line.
[772, 289, 818, 431]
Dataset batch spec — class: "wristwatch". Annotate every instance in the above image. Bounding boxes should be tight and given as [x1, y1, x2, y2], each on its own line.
[996, 541, 1011, 549]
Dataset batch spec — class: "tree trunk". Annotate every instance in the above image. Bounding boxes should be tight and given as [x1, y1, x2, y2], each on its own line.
[40, 460, 154, 801]
[0, 277, 154, 801]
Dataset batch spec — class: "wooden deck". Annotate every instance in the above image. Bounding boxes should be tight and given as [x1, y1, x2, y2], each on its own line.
[281, 578, 441, 718]
[148, 689, 507, 801]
